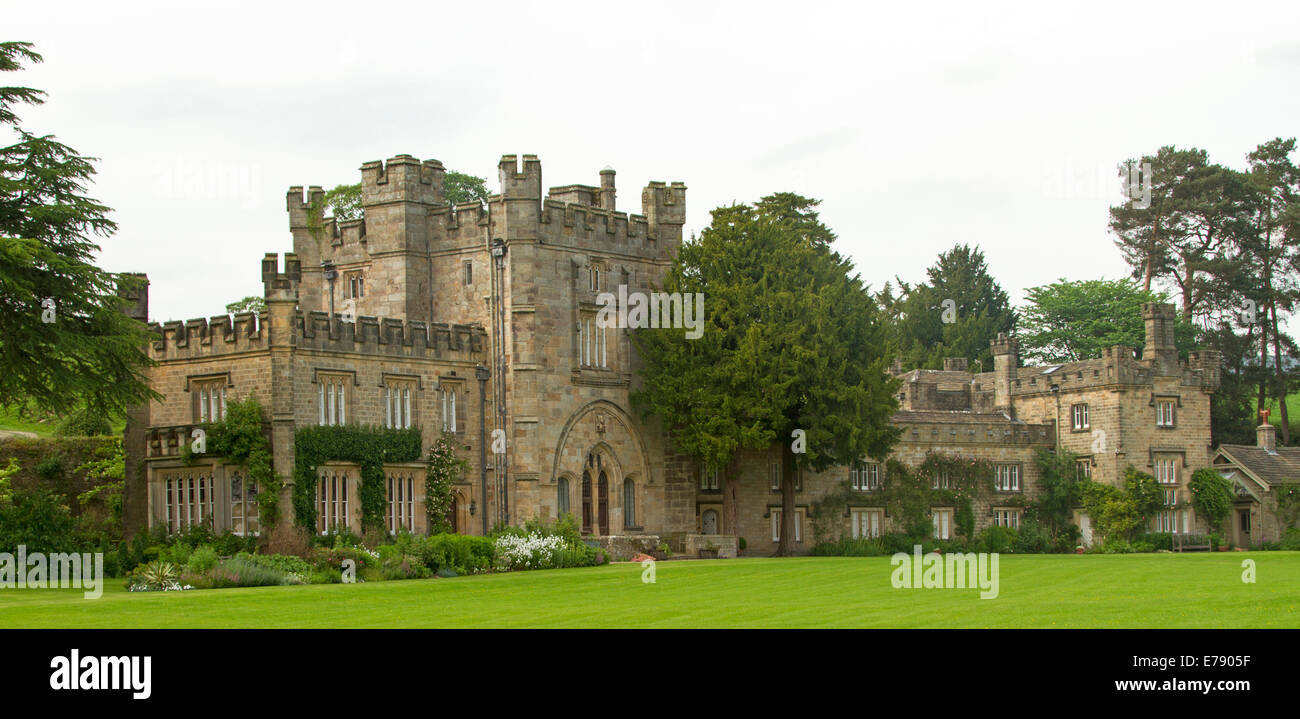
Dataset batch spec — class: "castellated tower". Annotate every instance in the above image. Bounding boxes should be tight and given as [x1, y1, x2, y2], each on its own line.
[281, 153, 691, 535]
[288, 155, 446, 323]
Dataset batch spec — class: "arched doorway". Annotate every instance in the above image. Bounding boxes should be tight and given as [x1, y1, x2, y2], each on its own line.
[702, 509, 718, 535]
[581, 471, 593, 534]
[445, 495, 458, 534]
[597, 470, 609, 535]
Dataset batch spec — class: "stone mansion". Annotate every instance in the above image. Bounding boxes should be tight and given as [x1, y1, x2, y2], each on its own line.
[120, 152, 1263, 555]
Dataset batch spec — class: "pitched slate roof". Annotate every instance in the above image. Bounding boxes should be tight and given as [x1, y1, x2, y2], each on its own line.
[1216, 444, 1300, 487]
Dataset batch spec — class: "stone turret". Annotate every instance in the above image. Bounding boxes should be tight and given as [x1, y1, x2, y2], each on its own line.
[990, 332, 1018, 416]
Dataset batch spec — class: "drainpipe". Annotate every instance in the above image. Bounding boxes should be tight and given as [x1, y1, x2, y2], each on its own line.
[476, 364, 490, 536]
[491, 237, 509, 526]
[1051, 384, 1061, 454]
[320, 259, 338, 328]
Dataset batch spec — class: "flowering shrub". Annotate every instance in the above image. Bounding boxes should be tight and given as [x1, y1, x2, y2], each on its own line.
[494, 532, 570, 570]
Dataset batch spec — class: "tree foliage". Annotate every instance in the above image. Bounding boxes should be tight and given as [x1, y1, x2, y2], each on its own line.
[631, 193, 900, 555]
[323, 169, 489, 223]
[425, 433, 468, 534]
[878, 244, 1015, 371]
[445, 170, 489, 206]
[225, 295, 265, 317]
[1078, 466, 1163, 542]
[0, 42, 158, 418]
[1188, 467, 1233, 532]
[1018, 278, 1195, 364]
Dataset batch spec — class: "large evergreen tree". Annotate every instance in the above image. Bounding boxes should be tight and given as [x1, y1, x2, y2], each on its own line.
[0, 42, 157, 417]
[883, 244, 1015, 372]
[631, 194, 900, 555]
[1244, 138, 1299, 443]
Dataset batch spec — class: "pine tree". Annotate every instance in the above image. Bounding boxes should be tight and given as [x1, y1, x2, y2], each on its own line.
[887, 244, 1015, 372]
[0, 42, 157, 418]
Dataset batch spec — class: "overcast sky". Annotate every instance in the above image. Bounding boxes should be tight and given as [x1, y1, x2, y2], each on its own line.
[9, 1, 1300, 333]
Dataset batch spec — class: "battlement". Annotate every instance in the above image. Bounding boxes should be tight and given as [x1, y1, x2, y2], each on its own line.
[261, 252, 301, 297]
[499, 154, 542, 201]
[294, 311, 487, 360]
[642, 181, 687, 228]
[894, 411, 1056, 447]
[286, 186, 326, 230]
[536, 199, 663, 252]
[360, 154, 445, 207]
[990, 331, 1018, 358]
[149, 312, 266, 360]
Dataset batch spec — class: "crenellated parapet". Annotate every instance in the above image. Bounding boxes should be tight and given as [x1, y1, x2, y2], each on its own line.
[894, 412, 1056, 447]
[361, 154, 445, 207]
[294, 311, 487, 360]
[149, 312, 265, 360]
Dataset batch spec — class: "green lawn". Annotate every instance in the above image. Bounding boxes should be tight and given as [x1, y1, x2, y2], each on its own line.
[1, 554, 1297, 628]
[0, 403, 125, 438]
[0, 404, 58, 437]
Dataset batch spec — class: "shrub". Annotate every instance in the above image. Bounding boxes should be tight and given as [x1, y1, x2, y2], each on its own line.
[493, 531, 599, 571]
[1189, 467, 1233, 532]
[213, 531, 255, 557]
[186, 545, 219, 573]
[55, 407, 114, 437]
[977, 526, 1018, 554]
[165, 542, 193, 568]
[1133, 532, 1173, 551]
[34, 454, 65, 481]
[312, 545, 378, 572]
[315, 529, 364, 549]
[417, 534, 495, 574]
[1100, 538, 1135, 554]
[234, 552, 314, 580]
[1280, 528, 1300, 551]
[220, 557, 298, 587]
[881, 532, 919, 554]
[127, 560, 183, 591]
[809, 537, 891, 556]
[0, 489, 77, 554]
[1012, 519, 1053, 553]
[380, 554, 430, 580]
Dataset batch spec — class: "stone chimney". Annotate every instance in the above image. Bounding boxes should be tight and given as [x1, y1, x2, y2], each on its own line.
[943, 357, 969, 372]
[1258, 423, 1277, 453]
[599, 166, 616, 211]
[990, 332, 1018, 416]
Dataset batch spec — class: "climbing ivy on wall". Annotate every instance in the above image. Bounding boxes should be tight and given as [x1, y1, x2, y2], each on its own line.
[1277, 484, 1300, 530]
[203, 396, 281, 528]
[292, 425, 422, 534]
[807, 451, 1008, 542]
[425, 433, 468, 534]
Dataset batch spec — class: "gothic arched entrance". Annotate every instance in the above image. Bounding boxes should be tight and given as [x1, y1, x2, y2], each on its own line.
[597, 469, 609, 535]
[445, 495, 458, 534]
[581, 471, 593, 534]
